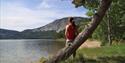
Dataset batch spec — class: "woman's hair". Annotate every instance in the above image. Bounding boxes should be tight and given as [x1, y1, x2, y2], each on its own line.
[68, 17, 74, 23]
[68, 17, 76, 27]
[72, 21, 76, 27]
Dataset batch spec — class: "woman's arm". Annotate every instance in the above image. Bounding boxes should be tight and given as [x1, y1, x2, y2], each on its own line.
[65, 25, 69, 38]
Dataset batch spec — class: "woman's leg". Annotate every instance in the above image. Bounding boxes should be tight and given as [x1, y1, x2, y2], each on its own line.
[73, 51, 76, 58]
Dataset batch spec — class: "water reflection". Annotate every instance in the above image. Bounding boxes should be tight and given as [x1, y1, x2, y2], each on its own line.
[0, 39, 65, 63]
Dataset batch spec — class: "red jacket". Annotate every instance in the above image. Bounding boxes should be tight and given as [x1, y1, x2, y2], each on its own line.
[66, 24, 76, 40]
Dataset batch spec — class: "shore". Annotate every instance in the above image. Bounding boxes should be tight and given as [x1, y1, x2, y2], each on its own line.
[34, 39, 125, 63]
[55, 38, 101, 48]
[79, 39, 101, 48]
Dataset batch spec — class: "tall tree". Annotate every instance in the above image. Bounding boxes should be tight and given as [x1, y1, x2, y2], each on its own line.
[92, 0, 125, 45]
[107, 10, 112, 45]
[45, 0, 112, 63]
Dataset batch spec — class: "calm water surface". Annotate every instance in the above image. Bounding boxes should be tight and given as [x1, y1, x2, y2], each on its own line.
[0, 39, 65, 63]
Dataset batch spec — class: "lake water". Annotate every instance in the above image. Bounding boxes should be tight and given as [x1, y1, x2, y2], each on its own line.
[0, 39, 65, 63]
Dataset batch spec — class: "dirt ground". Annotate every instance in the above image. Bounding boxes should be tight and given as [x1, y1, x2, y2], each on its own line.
[79, 39, 101, 48]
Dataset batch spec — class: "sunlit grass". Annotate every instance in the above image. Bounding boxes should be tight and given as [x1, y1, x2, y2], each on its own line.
[78, 45, 125, 58]
[60, 44, 125, 63]
[38, 44, 125, 63]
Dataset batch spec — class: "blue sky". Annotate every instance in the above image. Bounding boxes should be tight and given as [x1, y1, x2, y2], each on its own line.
[0, 0, 88, 31]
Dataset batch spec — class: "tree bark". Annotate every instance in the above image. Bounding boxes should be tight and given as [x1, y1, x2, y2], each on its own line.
[46, 0, 112, 63]
[107, 8, 112, 45]
[108, 15, 112, 45]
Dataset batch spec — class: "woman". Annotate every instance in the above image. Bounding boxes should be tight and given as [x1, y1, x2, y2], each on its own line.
[65, 17, 78, 58]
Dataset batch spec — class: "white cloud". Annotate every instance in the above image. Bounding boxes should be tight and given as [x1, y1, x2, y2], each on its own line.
[0, 0, 88, 31]
[0, 2, 54, 31]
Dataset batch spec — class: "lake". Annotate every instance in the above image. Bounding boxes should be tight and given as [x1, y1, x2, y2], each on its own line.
[0, 39, 65, 63]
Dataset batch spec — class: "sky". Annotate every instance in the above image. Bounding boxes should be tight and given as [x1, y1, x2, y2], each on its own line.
[0, 0, 88, 31]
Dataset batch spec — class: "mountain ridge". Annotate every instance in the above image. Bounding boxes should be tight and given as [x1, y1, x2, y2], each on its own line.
[0, 17, 89, 39]
[23, 17, 88, 33]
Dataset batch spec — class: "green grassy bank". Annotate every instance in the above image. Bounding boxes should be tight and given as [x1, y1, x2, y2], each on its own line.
[61, 45, 125, 63]
[38, 44, 125, 63]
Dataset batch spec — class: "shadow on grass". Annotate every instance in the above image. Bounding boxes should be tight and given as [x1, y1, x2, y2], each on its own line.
[96, 56, 125, 63]
[60, 55, 125, 63]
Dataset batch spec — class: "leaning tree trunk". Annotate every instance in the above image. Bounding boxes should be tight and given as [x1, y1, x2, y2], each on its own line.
[46, 0, 112, 63]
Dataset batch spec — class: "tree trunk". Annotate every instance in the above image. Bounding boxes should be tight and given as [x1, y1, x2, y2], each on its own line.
[46, 0, 112, 63]
[108, 15, 112, 45]
[107, 8, 112, 45]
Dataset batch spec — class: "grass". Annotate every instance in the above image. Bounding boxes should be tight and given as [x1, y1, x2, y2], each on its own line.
[78, 45, 125, 58]
[60, 44, 125, 63]
[37, 44, 125, 63]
